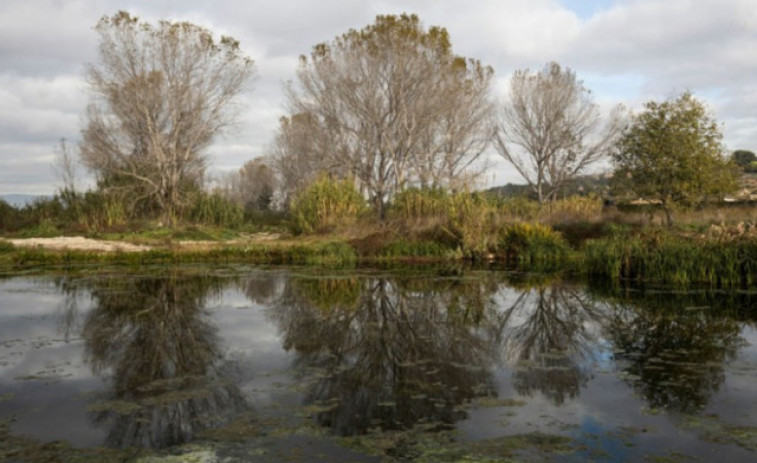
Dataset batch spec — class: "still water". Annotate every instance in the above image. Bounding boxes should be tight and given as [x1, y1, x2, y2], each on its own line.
[1, 268, 756, 462]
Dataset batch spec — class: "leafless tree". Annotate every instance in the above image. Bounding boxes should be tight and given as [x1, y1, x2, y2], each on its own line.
[493, 62, 625, 203]
[267, 113, 344, 208]
[222, 157, 276, 211]
[79, 11, 255, 225]
[283, 14, 493, 217]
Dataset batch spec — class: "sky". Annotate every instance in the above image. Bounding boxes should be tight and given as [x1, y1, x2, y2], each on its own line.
[1, 0, 756, 195]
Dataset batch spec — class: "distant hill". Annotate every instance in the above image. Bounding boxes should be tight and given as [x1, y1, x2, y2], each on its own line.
[0, 194, 45, 207]
[486, 174, 611, 199]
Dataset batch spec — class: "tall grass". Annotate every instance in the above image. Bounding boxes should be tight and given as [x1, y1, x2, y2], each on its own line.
[290, 175, 366, 234]
[498, 222, 572, 270]
[0, 239, 359, 271]
[189, 192, 244, 227]
[583, 230, 757, 288]
[389, 188, 503, 259]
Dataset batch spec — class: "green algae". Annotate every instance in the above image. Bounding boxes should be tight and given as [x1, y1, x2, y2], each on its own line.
[681, 415, 757, 452]
[474, 397, 527, 408]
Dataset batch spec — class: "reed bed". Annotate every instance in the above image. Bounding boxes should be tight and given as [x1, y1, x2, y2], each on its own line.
[583, 230, 757, 288]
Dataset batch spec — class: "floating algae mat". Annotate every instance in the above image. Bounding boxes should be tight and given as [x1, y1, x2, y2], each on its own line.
[2, 269, 757, 462]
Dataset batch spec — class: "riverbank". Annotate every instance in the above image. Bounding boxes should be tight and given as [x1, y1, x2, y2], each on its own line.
[2, 221, 757, 288]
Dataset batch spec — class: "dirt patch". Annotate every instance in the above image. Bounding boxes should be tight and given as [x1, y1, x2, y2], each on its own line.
[6, 232, 284, 253]
[7, 237, 152, 252]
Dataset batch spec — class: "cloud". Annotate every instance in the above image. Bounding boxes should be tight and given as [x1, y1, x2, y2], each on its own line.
[564, 0, 757, 89]
[0, 0, 756, 195]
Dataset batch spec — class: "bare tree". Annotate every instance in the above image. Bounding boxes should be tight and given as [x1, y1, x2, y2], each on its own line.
[223, 157, 276, 211]
[493, 62, 624, 203]
[80, 11, 255, 225]
[284, 14, 493, 217]
[267, 113, 344, 208]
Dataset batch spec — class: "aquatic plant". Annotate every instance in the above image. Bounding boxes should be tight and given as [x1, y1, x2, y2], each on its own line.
[583, 230, 757, 287]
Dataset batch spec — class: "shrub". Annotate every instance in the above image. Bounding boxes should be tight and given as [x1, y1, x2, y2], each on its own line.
[499, 222, 571, 269]
[290, 176, 366, 234]
[0, 239, 14, 253]
[390, 187, 451, 220]
[189, 192, 244, 227]
[380, 239, 455, 259]
[540, 195, 604, 224]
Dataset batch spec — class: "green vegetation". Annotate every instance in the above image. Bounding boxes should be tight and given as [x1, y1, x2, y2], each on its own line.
[612, 92, 738, 226]
[499, 222, 571, 270]
[5, 183, 757, 288]
[289, 175, 366, 234]
[732, 149, 757, 173]
[583, 227, 757, 287]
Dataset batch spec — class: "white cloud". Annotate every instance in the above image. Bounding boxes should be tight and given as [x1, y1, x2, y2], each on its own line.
[0, 0, 756, 195]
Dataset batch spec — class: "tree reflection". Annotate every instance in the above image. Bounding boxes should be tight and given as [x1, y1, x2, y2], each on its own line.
[266, 274, 500, 435]
[60, 274, 246, 448]
[496, 276, 608, 405]
[605, 291, 749, 413]
[239, 270, 284, 306]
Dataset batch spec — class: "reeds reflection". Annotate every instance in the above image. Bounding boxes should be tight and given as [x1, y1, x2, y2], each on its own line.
[265, 275, 501, 435]
[59, 274, 247, 448]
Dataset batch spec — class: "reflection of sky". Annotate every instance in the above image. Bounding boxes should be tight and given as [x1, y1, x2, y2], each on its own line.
[705, 325, 757, 427]
[3, 273, 757, 460]
[0, 276, 295, 447]
[0, 278, 105, 446]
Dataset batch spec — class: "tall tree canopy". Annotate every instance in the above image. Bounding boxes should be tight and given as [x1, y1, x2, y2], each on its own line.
[280, 14, 494, 216]
[612, 92, 738, 226]
[80, 11, 255, 224]
[493, 62, 625, 203]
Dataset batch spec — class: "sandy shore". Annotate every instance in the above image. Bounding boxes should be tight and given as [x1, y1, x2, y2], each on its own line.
[6, 232, 283, 252]
[6, 236, 152, 252]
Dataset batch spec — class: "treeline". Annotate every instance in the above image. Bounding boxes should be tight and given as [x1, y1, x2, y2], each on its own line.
[2, 12, 754, 236]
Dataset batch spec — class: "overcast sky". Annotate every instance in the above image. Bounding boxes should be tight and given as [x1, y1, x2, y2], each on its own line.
[1, 0, 755, 195]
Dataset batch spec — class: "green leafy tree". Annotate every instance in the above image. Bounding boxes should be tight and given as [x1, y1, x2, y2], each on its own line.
[731, 149, 757, 173]
[612, 92, 737, 226]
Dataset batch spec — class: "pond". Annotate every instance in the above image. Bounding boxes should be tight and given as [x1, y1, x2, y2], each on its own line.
[1, 267, 757, 462]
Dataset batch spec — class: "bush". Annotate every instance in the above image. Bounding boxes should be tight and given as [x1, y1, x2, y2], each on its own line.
[583, 230, 757, 287]
[499, 222, 571, 269]
[380, 238, 455, 259]
[189, 192, 244, 227]
[390, 187, 451, 220]
[0, 239, 15, 253]
[290, 176, 366, 234]
[540, 195, 604, 224]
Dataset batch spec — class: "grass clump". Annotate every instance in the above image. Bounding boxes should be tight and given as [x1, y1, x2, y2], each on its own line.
[188, 192, 244, 228]
[290, 175, 366, 234]
[380, 239, 457, 260]
[0, 239, 15, 253]
[498, 222, 572, 270]
[583, 228, 757, 287]
[389, 188, 503, 259]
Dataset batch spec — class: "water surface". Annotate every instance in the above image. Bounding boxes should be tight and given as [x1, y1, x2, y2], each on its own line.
[1, 268, 756, 461]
